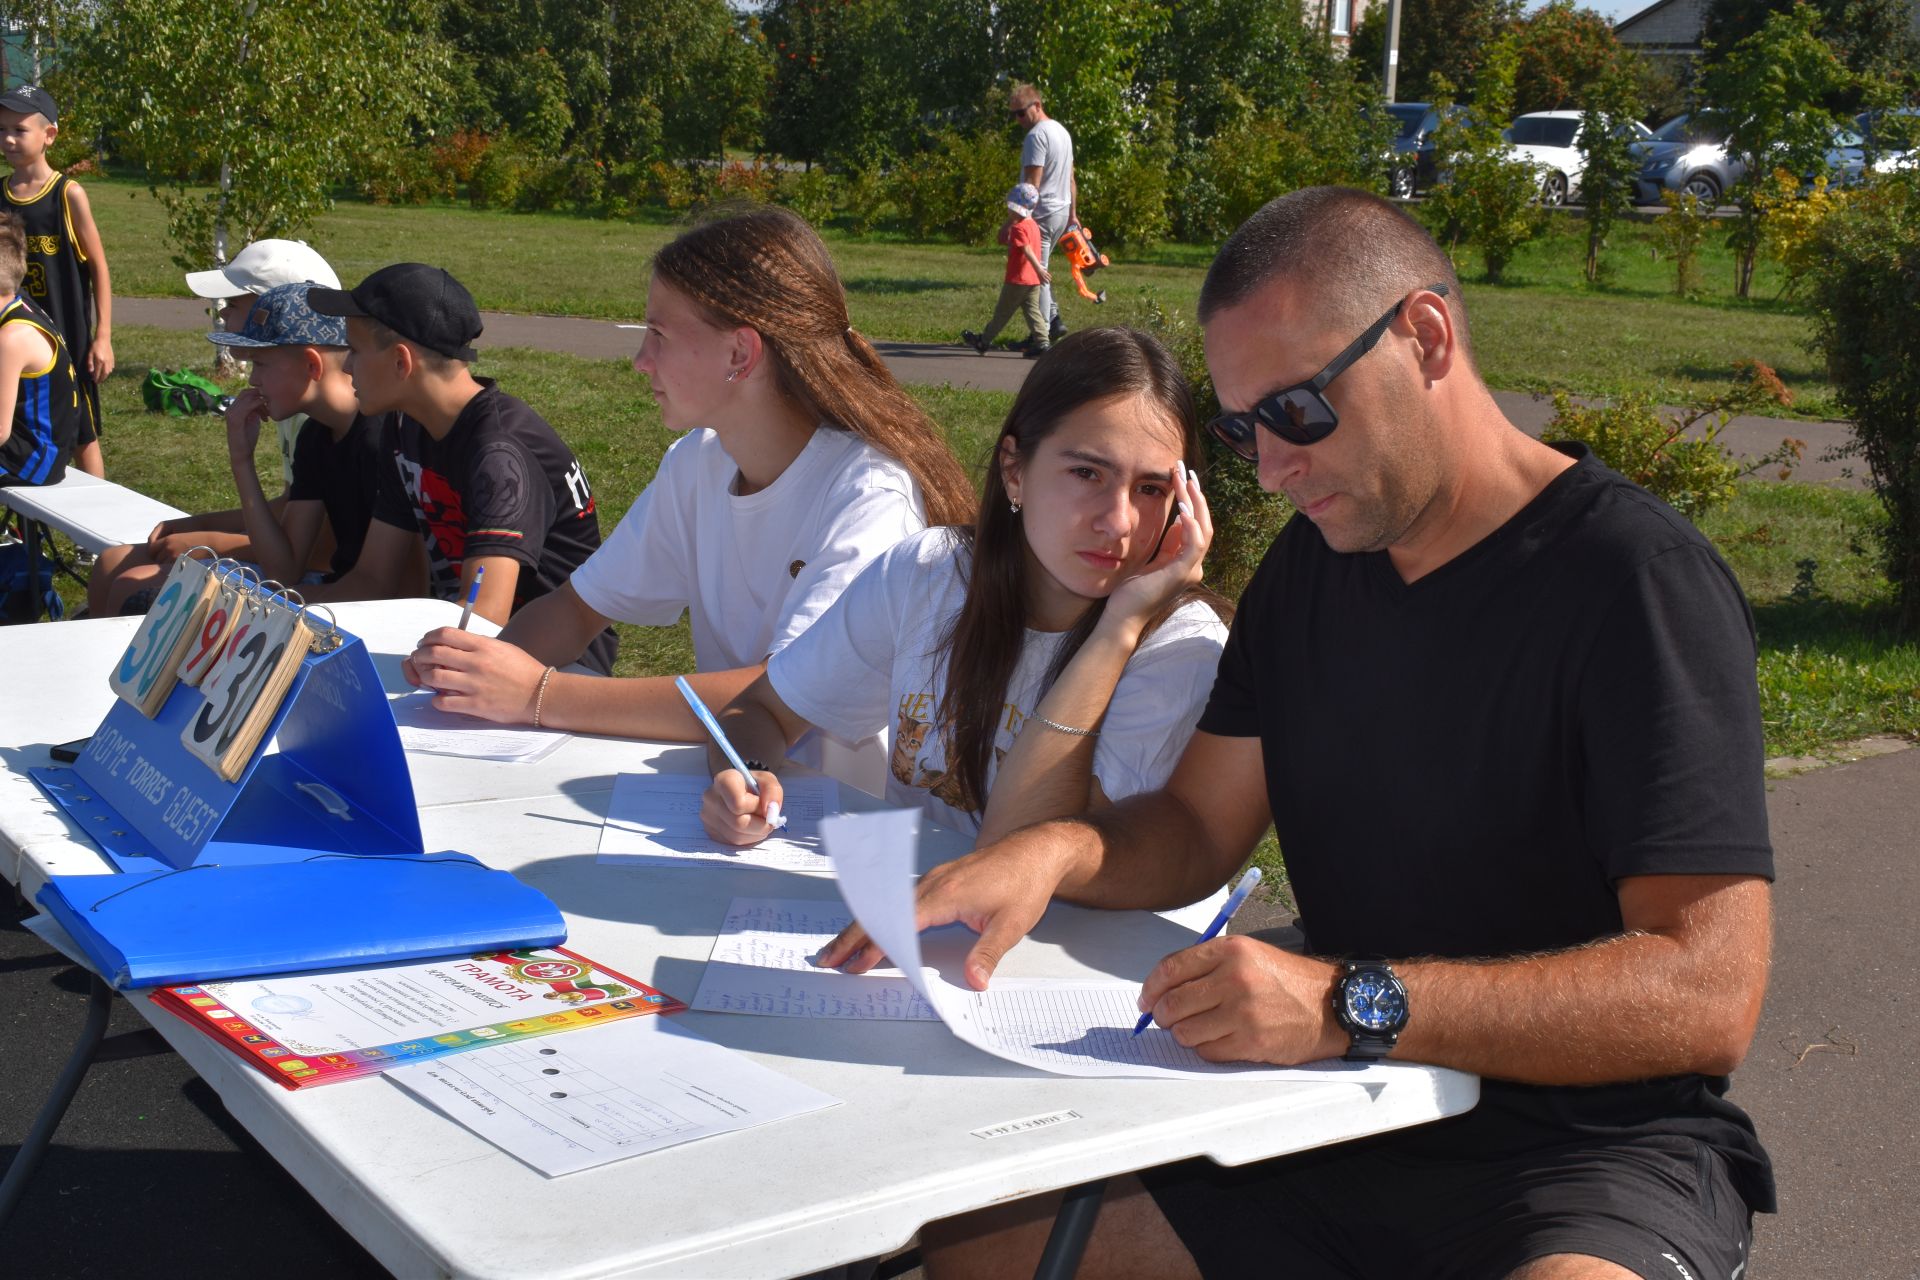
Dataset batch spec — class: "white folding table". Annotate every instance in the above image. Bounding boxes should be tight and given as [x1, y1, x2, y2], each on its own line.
[0, 600, 1478, 1279]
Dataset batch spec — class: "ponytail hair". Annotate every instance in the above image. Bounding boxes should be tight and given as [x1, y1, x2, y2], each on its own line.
[651, 205, 974, 526]
[935, 327, 1226, 814]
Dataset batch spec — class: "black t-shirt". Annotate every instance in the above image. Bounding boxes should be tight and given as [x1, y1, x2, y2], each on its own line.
[288, 412, 386, 581]
[1200, 445, 1776, 1211]
[0, 294, 82, 486]
[370, 380, 616, 673]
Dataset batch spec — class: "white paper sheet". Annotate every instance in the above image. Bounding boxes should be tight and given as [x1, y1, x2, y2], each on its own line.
[692, 897, 937, 1021]
[822, 810, 1388, 1082]
[387, 690, 571, 764]
[387, 1015, 841, 1176]
[596, 773, 841, 873]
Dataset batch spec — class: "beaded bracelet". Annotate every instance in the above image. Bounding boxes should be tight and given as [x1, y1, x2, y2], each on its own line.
[1031, 713, 1098, 738]
[532, 666, 556, 728]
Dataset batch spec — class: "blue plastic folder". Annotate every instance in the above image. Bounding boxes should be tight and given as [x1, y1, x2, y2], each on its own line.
[36, 853, 567, 989]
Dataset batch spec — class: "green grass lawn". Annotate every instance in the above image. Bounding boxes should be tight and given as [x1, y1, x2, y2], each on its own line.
[40, 326, 1916, 905]
[87, 178, 1840, 420]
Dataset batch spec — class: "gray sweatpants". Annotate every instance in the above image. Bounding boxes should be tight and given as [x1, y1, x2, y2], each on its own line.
[1035, 207, 1069, 328]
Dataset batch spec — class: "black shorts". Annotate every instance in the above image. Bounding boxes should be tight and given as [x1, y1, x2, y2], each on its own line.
[1141, 1130, 1752, 1280]
[77, 376, 98, 445]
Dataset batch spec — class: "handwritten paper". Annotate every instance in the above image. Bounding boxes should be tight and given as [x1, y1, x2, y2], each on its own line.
[596, 773, 841, 873]
[823, 809, 1385, 1083]
[692, 897, 937, 1021]
[387, 691, 571, 764]
[388, 1015, 840, 1176]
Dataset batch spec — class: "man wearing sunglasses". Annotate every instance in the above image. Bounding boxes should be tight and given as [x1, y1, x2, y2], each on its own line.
[879, 187, 1775, 1280]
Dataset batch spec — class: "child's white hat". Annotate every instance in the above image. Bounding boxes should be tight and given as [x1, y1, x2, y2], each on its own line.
[185, 239, 342, 299]
[1006, 183, 1040, 217]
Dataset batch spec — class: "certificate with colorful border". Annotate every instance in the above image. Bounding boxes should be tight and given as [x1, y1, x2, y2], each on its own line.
[149, 947, 686, 1089]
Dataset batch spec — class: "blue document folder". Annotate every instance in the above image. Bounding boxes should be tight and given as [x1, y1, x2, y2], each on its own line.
[36, 853, 567, 989]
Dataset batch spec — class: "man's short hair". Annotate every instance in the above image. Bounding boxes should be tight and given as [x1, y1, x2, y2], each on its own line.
[1198, 186, 1474, 367]
[1009, 82, 1043, 111]
[0, 212, 22, 297]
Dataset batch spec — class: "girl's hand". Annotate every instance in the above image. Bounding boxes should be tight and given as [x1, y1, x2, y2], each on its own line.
[700, 769, 785, 846]
[1105, 464, 1213, 630]
[403, 628, 547, 724]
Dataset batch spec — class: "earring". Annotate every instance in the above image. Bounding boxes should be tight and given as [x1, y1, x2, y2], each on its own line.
[1010, 500, 1022, 514]
[725, 369, 742, 383]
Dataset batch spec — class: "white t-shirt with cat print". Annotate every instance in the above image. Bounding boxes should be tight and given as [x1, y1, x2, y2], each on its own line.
[767, 527, 1228, 838]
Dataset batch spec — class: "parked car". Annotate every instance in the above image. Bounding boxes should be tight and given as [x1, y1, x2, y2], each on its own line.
[1856, 107, 1920, 173]
[1503, 110, 1652, 205]
[1634, 112, 1867, 205]
[1385, 103, 1441, 197]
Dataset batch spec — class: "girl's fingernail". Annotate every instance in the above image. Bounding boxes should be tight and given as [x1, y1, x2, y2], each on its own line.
[1178, 502, 1192, 519]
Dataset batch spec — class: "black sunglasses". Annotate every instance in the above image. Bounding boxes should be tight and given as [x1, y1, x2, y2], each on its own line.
[1206, 283, 1449, 461]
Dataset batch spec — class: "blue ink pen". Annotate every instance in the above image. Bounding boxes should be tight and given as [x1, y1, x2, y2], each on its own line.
[1132, 865, 1263, 1035]
[675, 675, 786, 830]
[456, 564, 484, 631]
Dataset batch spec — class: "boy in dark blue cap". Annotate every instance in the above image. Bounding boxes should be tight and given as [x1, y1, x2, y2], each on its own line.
[0, 83, 111, 479]
[307, 263, 615, 673]
[87, 282, 387, 616]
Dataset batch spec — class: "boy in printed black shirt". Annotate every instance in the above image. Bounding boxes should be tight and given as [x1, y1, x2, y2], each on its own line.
[307, 264, 615, 673]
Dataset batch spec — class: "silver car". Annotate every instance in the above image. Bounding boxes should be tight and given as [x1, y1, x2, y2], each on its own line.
[1634, 113, 1867, 205]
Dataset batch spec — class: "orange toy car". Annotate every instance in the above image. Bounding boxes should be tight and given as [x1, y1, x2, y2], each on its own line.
[1056, 221, 1111, 304]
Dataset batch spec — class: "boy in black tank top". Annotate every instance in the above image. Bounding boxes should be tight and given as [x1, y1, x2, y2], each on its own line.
[0, 85, 110, 478]
[0, 212, 84, 486]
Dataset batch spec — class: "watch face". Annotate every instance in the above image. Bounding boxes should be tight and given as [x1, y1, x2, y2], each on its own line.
[1342, 970, 1407, 1032]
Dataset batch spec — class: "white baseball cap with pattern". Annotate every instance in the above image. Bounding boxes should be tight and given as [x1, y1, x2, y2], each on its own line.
[184, 238, 342, 299]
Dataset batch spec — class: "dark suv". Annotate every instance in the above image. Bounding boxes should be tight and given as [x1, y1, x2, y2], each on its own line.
[1386, 103, 1442, 197]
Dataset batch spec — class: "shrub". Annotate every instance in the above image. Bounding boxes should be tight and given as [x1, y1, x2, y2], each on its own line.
[1543, 367, 1801, 521]
[1803, 172, 1920, 633]
[360, 145, 444, 206]
[469, 139, 537, 210]
[1081, 145, 1172, 250]
[889, 127, 1008, 242]
[520, 154, 608, 215]
[1126, 290, 1294, 603]
[712, 158, 777, 206]
[840, 166, 893, 237]
[430, 129, 493, 189]
[775, 166, 839, 229]
[1653, 191, 1711, 296]
[1424, 41, 1543, 282]
[643, 160, 700, 211]
[1751, 169, 1852, 296]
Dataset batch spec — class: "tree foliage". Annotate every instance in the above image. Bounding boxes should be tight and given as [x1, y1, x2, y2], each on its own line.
[1510, 1, 1644, 116]
[1803, 171, 1920, 633]
[1575, 64, 1646, 282]
[71, 0, 449, 268]
[1352, 0, 1525, 103]
[1698, 2, 1853, 297]
[1703, 0, 1920, 95]
[1426, 34, 1542, 281]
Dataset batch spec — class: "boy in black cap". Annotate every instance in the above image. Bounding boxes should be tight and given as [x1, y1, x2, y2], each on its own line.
[307, 263, 615, 673]
[0, 84, 110, 479]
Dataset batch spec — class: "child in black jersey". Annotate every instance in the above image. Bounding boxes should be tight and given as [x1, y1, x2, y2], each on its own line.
[306, 264, 617, 673]
[0, 211, 84, 486]
[0, 85, 109, 479]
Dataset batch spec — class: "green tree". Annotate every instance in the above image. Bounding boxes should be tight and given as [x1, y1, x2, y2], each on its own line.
[1351, 0, 1524, 102]
[611, 0, 769, 163]
[73, 0, 448, 270]
[1703, 0, 1920, 94]
[996, 0, 1170, 170]
[1511, 1, 1646, 116]
[1575, 64, 1645, 281]
[1698, 2, 1853, 297]
[1803, 171, 1920, 632]
[1425, 34, 1542, 281]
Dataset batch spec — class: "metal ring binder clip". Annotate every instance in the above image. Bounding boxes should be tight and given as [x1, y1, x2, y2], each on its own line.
[301, 603, 344, 653]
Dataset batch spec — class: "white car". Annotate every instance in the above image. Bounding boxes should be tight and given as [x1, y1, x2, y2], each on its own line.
[1505, 110, 1651, 205]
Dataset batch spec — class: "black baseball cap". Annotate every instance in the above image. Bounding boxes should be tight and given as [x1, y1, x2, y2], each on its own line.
[0, 85, 57, 124]
[307, 263, 482, 362]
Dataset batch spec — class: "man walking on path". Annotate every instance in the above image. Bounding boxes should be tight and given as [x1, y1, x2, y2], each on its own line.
[1010, 82, 1074, 345]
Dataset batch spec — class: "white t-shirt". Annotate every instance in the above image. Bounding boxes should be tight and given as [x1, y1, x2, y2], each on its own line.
[570, 424, 926, 794]
[768, 527, 1228, 837]
[1021, 118, 1075, 219]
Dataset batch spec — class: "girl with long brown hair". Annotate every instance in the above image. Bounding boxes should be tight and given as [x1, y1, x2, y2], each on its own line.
[699, 326, 1227, 848]
[402, 206, 973, 784]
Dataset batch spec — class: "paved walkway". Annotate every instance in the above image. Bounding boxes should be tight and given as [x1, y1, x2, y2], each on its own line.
[119, 297, 1864, 488]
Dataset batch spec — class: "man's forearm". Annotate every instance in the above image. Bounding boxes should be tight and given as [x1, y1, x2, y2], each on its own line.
[1394, 889, 1770, 1085]
[1033, 788, 1237, 911]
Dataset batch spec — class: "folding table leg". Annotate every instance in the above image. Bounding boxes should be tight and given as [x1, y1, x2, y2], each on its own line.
[1032, 1177, 1109, 1280]
[0, 972, 113, 1227]
[21, 516, 42, 622]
